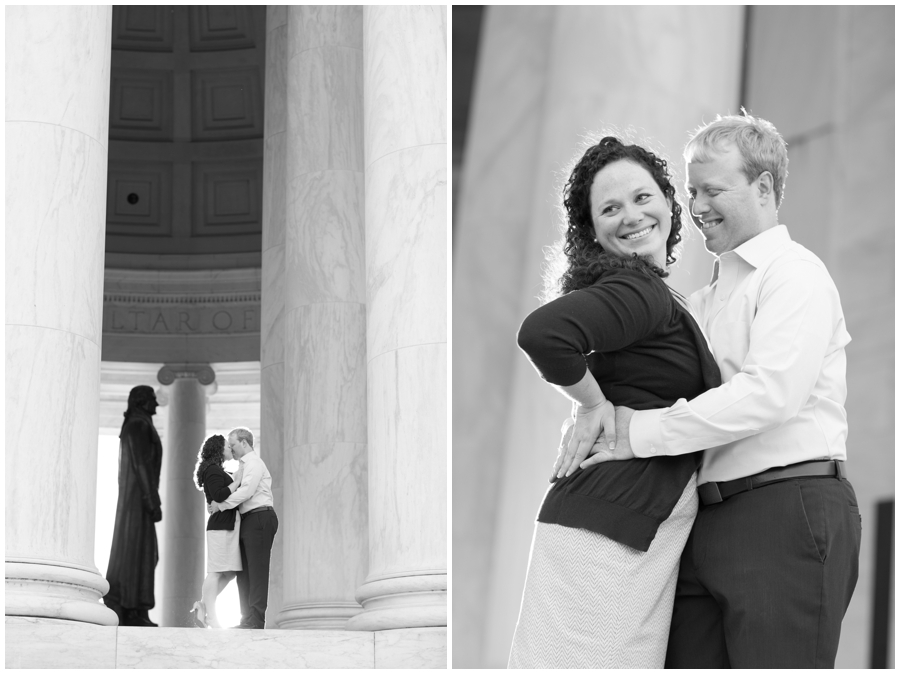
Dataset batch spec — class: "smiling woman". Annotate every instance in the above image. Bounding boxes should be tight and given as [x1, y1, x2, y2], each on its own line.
[542, 136, 686, 304]
[508, 135, 721, 668]
[589, 159, 673, 268]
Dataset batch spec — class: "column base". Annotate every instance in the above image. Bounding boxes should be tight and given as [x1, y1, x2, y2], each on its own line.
[275, 601, 362, 629]
[346, 574, 446, 631]
[5, 560, 119, 626]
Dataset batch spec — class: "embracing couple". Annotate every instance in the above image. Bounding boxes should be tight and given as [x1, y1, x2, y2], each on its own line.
[510, 114, 860, 668]
[191, 427, 278, 630]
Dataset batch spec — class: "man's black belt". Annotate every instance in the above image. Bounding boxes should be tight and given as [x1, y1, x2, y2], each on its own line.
[243, 505, 274, 516]
[698, 459, 846, 506]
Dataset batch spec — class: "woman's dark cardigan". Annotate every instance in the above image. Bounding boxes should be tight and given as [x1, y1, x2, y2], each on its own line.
[517, 266, 721, 551]
[199, 462, 237, 531]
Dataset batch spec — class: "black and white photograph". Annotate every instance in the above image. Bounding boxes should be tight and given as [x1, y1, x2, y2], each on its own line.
[453, 5, 893, 669]
[5, 2, 896, 671]
[6, 5, 446, 668]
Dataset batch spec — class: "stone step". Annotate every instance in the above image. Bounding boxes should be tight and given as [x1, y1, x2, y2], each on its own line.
[5, 619, 446, 669]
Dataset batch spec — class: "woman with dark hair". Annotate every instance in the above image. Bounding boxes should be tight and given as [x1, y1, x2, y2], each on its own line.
[189, 433, 242, 628]
[508, 137, 721, 668]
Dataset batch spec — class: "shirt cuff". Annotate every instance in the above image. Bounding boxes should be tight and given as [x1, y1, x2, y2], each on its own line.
[630, 408, 665, 457]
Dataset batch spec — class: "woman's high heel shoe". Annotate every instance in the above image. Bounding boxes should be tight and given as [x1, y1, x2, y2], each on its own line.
[190, 600, 208, 628]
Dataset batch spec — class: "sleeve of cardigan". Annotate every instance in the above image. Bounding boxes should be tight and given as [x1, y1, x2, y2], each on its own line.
[516, 270, 669, 386]
[204, 466, 233, 503]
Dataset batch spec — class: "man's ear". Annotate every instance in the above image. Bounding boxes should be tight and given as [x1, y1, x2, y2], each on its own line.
[756, 171, 774, 204]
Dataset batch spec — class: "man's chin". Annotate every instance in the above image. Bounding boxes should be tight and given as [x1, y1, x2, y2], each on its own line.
[702, 237, 724, 256]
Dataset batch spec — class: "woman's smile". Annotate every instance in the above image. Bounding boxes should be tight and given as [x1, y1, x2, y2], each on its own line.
[590, 159, 672, 267]
[621, 224, 656, 240]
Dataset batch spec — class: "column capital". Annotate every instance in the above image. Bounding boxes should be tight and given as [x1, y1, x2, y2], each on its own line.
[157, 363, 216, 386]
[157, 364, 217, 402]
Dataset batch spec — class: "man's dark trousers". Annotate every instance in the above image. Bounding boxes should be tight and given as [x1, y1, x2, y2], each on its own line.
[236, 509, 278, 628]
[665, 476, 861, 668]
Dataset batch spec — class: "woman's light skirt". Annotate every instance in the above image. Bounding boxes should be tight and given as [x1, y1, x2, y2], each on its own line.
[206, 512, 242, 573]
[508, 473, 698, 669]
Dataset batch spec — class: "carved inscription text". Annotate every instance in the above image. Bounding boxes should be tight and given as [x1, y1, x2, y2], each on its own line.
[103, 305, 259, 334]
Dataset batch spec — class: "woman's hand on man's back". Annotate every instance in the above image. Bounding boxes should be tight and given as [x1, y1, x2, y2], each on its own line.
[580, 407, 636, 468]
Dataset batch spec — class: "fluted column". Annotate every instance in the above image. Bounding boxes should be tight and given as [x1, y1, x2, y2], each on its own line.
[5, 6, 115, 625]
[347, 6, 447, 631]
[261, 5, 288, 628]
[156, 365, 216, 627]
[278, 6, 368, 630]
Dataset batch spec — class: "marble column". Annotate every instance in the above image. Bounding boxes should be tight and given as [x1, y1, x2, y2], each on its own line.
[5, 6, 115, 625]
[156, 365, 216, 627]
[261, 5, 288, 628]
[278, 6, 368, 630]
[347, 6, 447, 631]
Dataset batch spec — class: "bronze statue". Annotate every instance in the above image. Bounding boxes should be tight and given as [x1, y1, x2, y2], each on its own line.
[104, 385, 163, 627]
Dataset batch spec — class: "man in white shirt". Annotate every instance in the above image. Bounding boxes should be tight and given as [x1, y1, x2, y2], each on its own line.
[562, 114, 861, 667]
[210, 427, 278, 629]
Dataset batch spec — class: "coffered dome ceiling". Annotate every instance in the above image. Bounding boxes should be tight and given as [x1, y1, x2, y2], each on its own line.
[105, 5, 266, 270]
[102, 6, 265, 364]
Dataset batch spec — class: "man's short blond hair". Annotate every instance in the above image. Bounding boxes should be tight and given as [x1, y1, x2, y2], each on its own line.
[685, 111, 789, 207]
[229, 427, 254, 448]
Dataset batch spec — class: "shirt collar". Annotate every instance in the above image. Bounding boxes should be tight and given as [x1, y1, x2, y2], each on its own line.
[724, 224, 791, 269]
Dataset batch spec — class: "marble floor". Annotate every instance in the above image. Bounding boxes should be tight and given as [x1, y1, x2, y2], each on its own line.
[5, 619, 446, 669]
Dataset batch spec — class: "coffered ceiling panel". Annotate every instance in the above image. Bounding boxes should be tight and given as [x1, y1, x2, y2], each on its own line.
[189, 6, 256, 52]
[109, 68, 174, 142]
[106, 5, 266, 266]
[112, 6, 175, 52]
[106, 161, 173, 236]
[191, 67, 264, 141]
[192, 159, 263, 236]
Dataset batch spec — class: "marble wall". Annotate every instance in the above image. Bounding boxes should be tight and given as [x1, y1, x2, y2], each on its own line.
[452, 5, 744, 666]
[744, 6, 895, 667]
[5, 5, 117, 625]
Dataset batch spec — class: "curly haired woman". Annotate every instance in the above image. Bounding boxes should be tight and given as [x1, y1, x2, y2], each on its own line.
[508, 137, 721, 668]
[190, 433, 242, 628]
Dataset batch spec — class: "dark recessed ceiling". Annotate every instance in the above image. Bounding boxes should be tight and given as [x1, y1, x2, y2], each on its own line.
[106, 5, 265, 269]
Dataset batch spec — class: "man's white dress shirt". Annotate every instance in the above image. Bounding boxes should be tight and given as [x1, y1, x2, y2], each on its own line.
[630, 225, 851, 485]
[220, 450, 274, 513]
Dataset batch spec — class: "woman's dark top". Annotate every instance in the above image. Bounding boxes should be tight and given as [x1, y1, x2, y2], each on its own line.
[517, 267, 722, 551]
[200, 463, 237, 531]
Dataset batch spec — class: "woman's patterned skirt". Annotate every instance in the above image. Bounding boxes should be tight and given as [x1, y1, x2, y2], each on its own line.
[508, 473, 698, 669]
